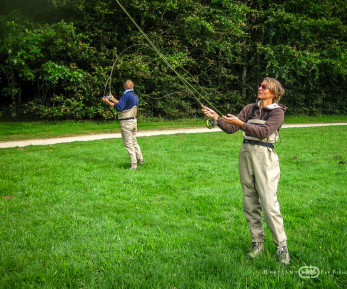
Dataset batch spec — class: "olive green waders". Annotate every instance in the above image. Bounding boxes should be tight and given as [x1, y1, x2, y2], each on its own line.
[119, 106, 143, 166]
[240, 118, 287, 245]
[120, 118, 143, 165]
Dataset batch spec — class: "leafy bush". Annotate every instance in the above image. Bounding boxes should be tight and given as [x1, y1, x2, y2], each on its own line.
[0, 0, 346, 119]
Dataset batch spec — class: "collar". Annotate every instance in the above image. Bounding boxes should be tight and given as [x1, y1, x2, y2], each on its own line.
[123, 89, 134, 94]
[257, 101, 280, 110]
[266, 103, 280, 109]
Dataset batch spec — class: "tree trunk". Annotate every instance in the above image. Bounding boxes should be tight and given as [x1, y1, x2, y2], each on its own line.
[242, 65, 247, 98]
[11, 70, 17, 118]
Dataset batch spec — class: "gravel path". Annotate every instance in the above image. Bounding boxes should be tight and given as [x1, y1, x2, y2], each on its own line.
[1, 123, 346, 149]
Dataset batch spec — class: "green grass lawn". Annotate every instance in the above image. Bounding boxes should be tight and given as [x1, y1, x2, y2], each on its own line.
[0, 118, 203, 142]
[0, 126, 346, 288]
[0, 114, 347, 142]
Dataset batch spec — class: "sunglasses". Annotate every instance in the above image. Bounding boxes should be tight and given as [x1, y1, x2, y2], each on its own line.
[259, 83, 269, 90]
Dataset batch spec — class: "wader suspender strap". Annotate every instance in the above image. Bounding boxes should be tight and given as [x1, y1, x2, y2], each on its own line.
[244, 106, 274, 149]
[134, 93, 138, 107]
[249, 106, 271, 121]
[133, 93, 138, 118]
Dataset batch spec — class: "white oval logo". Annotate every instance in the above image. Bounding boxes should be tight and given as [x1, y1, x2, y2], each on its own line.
[299, 266, 320, 278]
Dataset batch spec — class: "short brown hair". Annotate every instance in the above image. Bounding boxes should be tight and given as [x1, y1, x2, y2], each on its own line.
[263, 77, 285, 103]
[124, 80, 134, 90]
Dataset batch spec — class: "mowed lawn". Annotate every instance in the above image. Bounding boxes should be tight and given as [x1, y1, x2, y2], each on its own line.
[0, 126, 346, 288]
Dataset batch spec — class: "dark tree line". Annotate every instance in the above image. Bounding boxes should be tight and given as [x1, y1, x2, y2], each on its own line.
[1, 0, 346, 119]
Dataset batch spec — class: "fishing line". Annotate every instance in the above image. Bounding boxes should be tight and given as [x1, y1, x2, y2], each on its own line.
[104, 45, 198, 98]
[103, 43, 148, 97]
[114, 0, 223, 117]
[104, 44, 213, 107]
[150, 91, 191, 100]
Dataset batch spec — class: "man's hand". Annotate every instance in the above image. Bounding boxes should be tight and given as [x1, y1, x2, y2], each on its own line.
[102, 93, 119, 106]
[102, 96, 115, 108]
[109, 93, 119, 104]
[102, 96, 110, 103]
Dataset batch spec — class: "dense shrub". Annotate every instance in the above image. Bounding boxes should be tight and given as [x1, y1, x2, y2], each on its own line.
[0, 0, 346, 119]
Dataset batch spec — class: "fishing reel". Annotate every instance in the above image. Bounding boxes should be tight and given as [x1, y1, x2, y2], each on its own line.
[206, 117, 217, 129]
[102, 94, 113, 101]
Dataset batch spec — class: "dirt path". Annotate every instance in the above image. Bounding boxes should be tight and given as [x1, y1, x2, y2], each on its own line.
[1, 123, 346, 149]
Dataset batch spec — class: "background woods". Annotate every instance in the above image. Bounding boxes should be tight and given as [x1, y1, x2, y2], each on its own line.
[0, 0, 346, 120]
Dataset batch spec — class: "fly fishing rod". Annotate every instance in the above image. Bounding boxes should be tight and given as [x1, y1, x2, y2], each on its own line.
[114, 0, 223, 129]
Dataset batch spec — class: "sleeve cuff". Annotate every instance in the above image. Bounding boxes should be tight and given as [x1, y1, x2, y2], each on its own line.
[240, 122, 248, 131]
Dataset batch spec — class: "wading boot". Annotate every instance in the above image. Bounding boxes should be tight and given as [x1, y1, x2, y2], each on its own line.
[277, 245, 290, 265]
[129, 164, 138, 170]
[247, 242, 264, 259]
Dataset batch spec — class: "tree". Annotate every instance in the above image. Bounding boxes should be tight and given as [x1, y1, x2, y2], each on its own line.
[0, 0, 346, 119]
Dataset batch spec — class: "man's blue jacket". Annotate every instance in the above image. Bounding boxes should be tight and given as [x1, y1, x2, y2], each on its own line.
[114, 89, 139, 111]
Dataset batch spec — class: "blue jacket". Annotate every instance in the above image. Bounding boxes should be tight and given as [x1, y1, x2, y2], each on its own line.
[114, 89, 139, 111]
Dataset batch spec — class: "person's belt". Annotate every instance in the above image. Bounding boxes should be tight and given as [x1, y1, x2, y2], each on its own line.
[243, 139, 274, 149]
[119, 117, 136, 121]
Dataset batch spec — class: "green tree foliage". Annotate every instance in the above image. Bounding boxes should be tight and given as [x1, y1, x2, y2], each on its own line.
[249, 0, 347, 114]
[0, 0, 346, 119]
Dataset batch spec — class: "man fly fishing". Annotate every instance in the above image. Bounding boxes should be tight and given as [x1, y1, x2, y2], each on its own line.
[102, 80, 144, 170]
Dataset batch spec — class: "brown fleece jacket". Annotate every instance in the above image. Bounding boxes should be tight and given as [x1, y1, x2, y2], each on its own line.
[216, 102, 287, 140]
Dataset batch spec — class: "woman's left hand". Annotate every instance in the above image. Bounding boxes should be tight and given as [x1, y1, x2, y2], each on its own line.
[222, 114, 244, 127]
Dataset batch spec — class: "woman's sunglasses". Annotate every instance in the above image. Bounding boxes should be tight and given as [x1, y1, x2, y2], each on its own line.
[259, 83, 269, 90]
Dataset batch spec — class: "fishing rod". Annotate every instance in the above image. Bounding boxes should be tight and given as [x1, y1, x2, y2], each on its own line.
[113, 0, 223, 128]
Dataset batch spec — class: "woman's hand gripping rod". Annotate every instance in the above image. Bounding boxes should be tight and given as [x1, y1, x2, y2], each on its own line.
[201, 105, 219, 129]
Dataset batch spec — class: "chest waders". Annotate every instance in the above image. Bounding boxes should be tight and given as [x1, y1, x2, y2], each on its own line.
[239, 106, 287, 245]
[118, 94, 138, 120]
[118, 94, 143, 167]
[242, 106, 279, 148]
